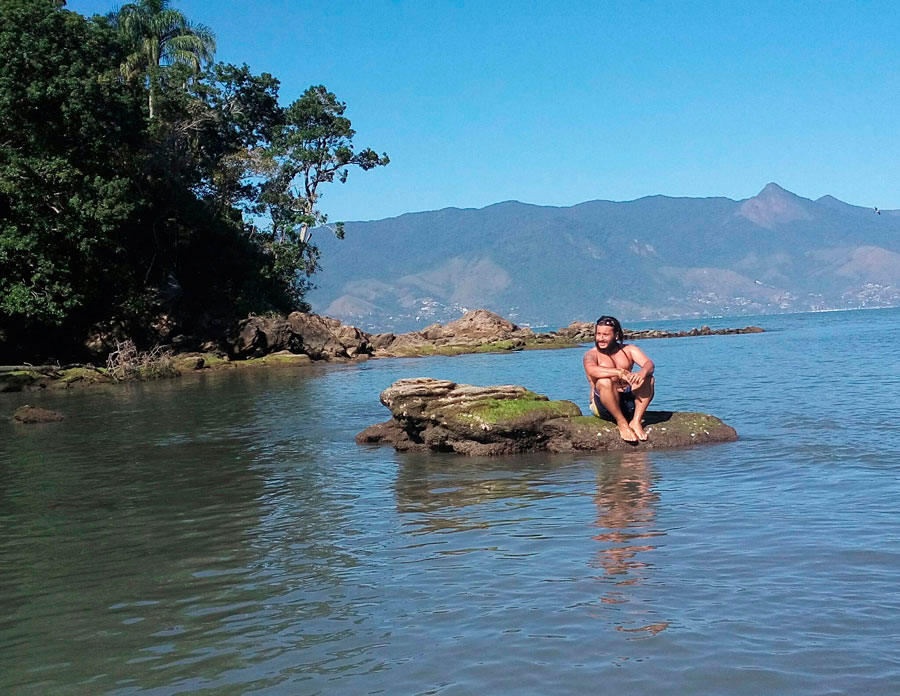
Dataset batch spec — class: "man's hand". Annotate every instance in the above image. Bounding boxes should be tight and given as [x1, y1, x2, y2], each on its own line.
[620, 370, 645, 390]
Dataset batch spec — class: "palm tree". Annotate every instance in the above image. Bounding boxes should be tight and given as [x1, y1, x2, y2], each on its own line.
[113, 0, 216, 119]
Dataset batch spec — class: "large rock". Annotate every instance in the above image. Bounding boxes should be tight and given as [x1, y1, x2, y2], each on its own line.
[540, 411, 739, 452]
[231, 316, 302, 357]
[287, 312, 370, 360]
[368, 332, 396, 351]
[375, 310, 536, 356]
[360, 378, 581, 455]
[13, 405, 64, 423]
[357, 378, 738, 455]
[427, 309, 523, 341]
[228, 312, 371, 360]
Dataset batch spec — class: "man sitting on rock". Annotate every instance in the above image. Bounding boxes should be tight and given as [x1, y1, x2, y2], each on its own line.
[582, 315, 655, 442]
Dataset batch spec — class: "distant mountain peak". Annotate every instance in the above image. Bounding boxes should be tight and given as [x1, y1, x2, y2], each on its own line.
[815, 194, 863, 213]
[738, 182, 813, 228]
[760, 182, 788, 195]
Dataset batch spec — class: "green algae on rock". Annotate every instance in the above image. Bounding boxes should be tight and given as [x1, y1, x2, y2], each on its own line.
[541, 411, 738, 452]
[358, 378, 738, 455]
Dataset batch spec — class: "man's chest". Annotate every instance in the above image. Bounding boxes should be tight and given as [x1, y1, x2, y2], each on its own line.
[594, 348, 632, 369]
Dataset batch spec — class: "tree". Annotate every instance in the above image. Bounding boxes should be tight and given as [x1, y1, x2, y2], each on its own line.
[157, 62, 283, 210]
[113, 0, 215, 119]
[255, 85, 388, 289]
[0, 0, 143, 338]
[259, 85, 389, 246]
[0, 2, 389, 363]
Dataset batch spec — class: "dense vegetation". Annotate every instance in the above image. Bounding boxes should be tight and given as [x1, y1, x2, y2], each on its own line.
[0, 0, 387, 363]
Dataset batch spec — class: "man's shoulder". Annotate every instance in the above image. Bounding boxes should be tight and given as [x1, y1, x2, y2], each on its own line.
[622, 343, 649, 359]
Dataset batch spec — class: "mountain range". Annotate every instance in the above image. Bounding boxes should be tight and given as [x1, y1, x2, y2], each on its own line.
[307, 183, 900, 332]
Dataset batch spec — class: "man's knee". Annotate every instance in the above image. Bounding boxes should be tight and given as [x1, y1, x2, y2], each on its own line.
[595, 377, 616, 391]
[634, 376, 655, 396]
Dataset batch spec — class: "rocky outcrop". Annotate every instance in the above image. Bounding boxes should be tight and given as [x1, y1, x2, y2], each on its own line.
[371, 309, 553, 357]
[357, 378, 738, 455]
[0, 365, 113, 392]
[421, 309, 528, 342]
[229, 312, 371, 360]
[369, 311, 764, 358]
[558, 321, 765, 342]
[225, 309, 767, 362]
[1, 310, 767, 393]
[12, 405, 64, 423]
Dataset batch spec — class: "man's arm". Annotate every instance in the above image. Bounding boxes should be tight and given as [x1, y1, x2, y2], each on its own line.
[623, 345, 654, 388]
[583, 351, 631, 382]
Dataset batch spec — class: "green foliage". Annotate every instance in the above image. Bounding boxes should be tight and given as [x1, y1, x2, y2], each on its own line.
[0, 0, 387, 363]
[112, 0, 216, 118]
[256, 85, 390, 278]
[0, 0, 143, 330]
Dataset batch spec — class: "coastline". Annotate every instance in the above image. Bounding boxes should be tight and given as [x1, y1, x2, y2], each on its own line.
[0, 311, 762, 394]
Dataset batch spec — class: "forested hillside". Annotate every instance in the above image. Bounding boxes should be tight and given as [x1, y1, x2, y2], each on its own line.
[0, 0, 386, 362]
[309, 183, 900, 330]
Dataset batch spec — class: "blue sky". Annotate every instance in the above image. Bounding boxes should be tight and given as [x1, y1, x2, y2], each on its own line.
[70, 0, 900, 222]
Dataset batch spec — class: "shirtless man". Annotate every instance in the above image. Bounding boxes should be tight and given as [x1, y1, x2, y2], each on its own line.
[582, 315, 655, 442]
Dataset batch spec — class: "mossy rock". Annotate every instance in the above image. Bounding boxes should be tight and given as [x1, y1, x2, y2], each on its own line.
[542, 411, 738, 451]
[198, 353, 231, 368]
[58, 367, 111, 386]
[388, 340, 521, 358]
[0, 371, 41, 392]
[236, 352, 312, 367]
[446, 395, 582, 433]
[359, 378, 739, 455]
[174, 355, 206, 372]
[521, 338, 580, 351]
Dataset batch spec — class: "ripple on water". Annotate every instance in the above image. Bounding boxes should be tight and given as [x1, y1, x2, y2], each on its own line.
[3, 309, 900, 694]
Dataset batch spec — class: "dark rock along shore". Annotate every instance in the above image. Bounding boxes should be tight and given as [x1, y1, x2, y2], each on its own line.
[0, 309, 764, 393]
[209, 309, 763, 361]
[357, 378, 738, 455]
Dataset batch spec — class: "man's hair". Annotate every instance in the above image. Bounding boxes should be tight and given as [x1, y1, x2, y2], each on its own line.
[594, 315, 624, 353]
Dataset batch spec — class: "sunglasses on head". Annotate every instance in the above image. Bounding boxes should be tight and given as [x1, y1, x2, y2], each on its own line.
[596, 316, 617, 326]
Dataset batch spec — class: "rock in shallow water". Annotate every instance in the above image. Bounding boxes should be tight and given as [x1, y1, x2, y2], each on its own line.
[357, 378, 738, 455]
[12, 405, 64, 424]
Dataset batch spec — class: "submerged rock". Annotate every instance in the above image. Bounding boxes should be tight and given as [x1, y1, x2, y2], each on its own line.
[13, 405, 64, 423]
[357, 378, 737, 455]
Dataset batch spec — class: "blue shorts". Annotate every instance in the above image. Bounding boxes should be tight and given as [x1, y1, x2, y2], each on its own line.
[590, 386, 635, 420]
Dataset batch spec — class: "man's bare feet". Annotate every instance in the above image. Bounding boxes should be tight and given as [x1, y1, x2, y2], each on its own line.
[630, 420, 648, 441]
[617, 422, 638, 442]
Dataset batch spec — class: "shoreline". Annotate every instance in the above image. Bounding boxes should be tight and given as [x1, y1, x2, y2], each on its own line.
[0, 314, 763, 395]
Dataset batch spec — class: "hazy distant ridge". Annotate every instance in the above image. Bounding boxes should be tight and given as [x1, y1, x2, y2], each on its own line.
[309, 184, 900, 331]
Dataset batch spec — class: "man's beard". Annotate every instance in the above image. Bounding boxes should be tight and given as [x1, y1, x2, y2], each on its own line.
[596, 340, 621, 355]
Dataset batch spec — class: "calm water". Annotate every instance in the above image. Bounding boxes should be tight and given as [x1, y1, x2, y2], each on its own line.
[3, 308, 900, 695]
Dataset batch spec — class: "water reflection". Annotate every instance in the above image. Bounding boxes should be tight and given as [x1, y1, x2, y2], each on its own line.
[589, 452, 668, 637]
[393, 453, 565, 535]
